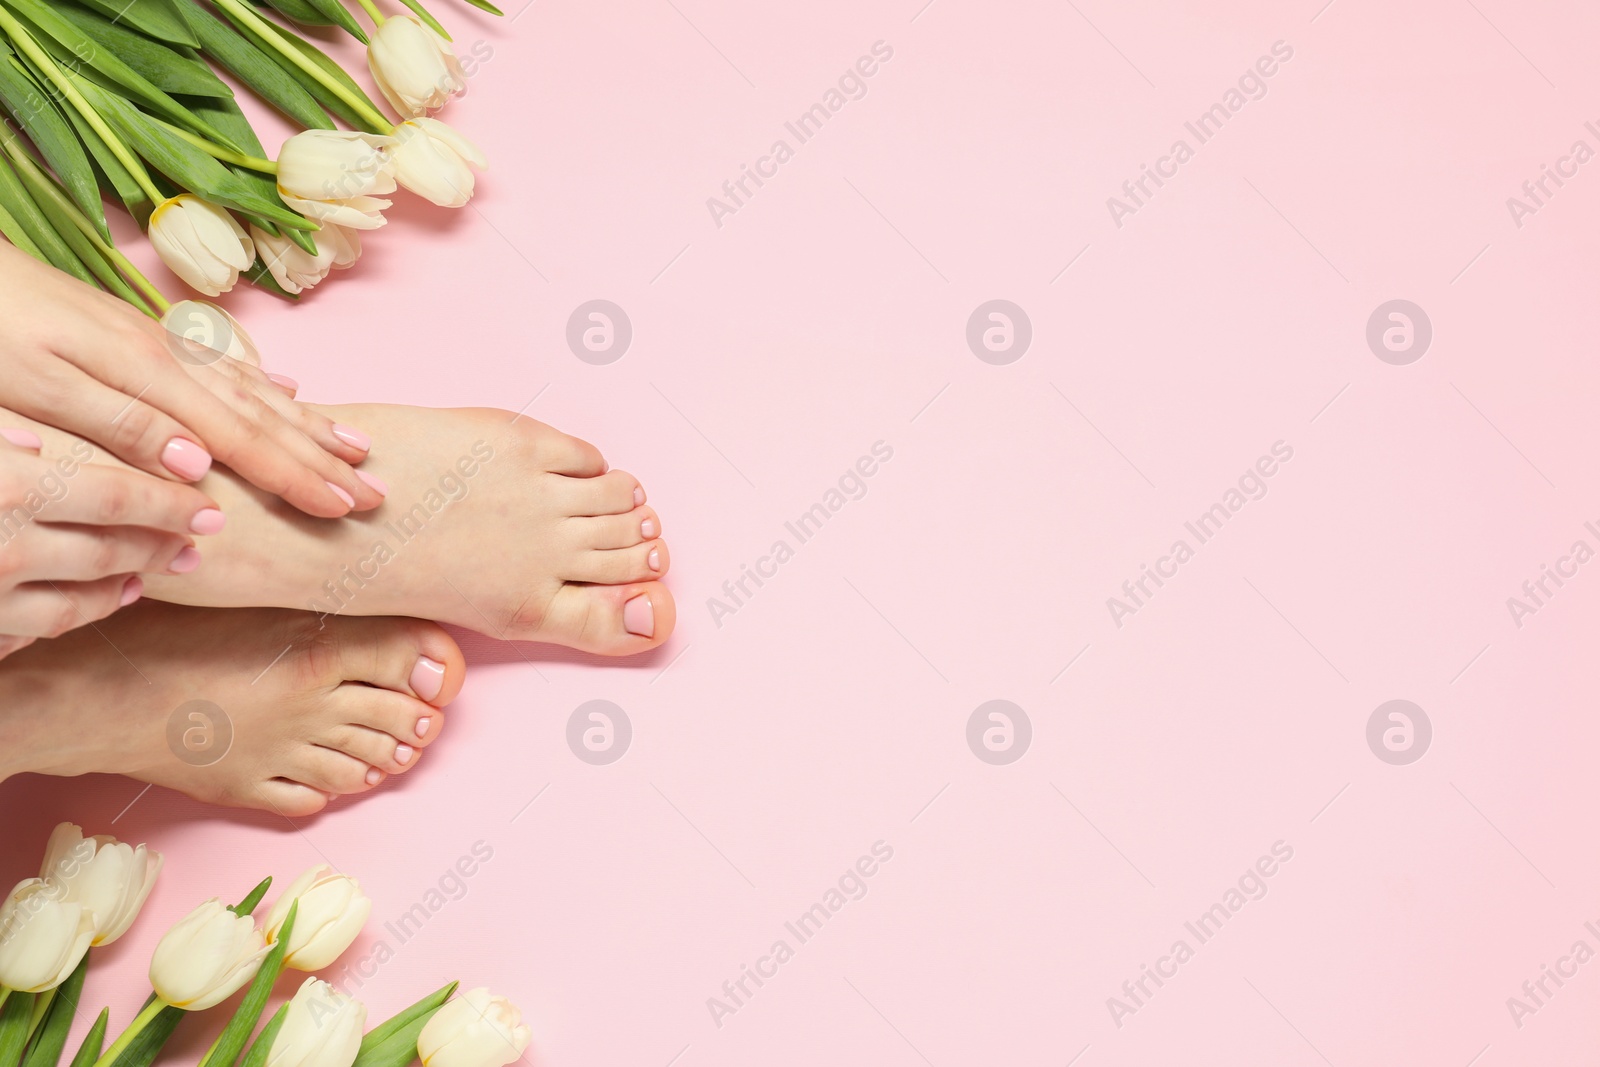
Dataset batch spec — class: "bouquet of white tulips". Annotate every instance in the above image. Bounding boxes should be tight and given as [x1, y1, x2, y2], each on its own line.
[0, 0, 497, 312]
[0, 825, 531, 1067]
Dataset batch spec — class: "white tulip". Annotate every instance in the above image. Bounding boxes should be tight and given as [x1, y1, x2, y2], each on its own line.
[38, 823, 162, 947]
[390, 119, 486, 209]
[266, 979, 367, 1067]
[148, 195, 254, 297]
[417, 989, 531, 1067]
[160, 301, 262, 367]
[276, 130, 399, 230]
[263, 866, 370, 971]
[0, 879, 94, 992]
[249, 225, 361, 295]
[369, 15, 466, 117]
[149, 899, 270, 1010]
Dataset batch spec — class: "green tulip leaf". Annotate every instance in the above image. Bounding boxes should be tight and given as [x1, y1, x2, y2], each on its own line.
[178, 3, 332, 130]
[0, 50, 108, 239]
[230, 876, 274, 917]
[457, 0, 505, 15]
[395, 0, 451, 41]
[236, 1005, 288, 1067]
[63, 1011, 107, 1067]
[19, 942, 90, 1067]
[55, 6, 231, 99]
[74, 0, 198, 47]
[0, 992, 36, 1067]
[352, 982, 458, 1067]
[195, 902, 296, 1067]
[0, 146, 93, 283]
[261, 0, 368, 44]
[212, 11, 386, 133]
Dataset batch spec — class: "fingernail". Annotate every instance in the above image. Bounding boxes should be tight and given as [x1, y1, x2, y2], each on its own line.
[364, 768, 383, 787]
[648, 548, 660, 571]
[189, 508, 226, 535]
[119, 576, 143, 607]
[266, 373, 299, 395]
[394, 744, 414, 766]
[410, 656, 445, 702]
[326, 481, 356, 508]
[0, 428, 41, 451]
[355, 469, 388, 496]
[332, 424, 371, 452]
[162, 438, 212, 480]
[415, 716, 431, 740]
[623, 594, 654, 637]
[167, 546, 201, 574]
[632, 486, 644, 507]
[641, 517, 657, 539]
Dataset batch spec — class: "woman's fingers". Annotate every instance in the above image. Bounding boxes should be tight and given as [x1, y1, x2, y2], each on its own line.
[9, 524, 195, 582]
[193, 357, 370, 466]
[0, 575, 140, 639]
[5, 454, 220, 536]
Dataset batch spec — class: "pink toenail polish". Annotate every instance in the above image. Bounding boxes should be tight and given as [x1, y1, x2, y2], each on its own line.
[167, 546, 201, 574]
[189, 508, 226, 535]
[119, 576, 143, 607]
[326, 481, 356, 508]
[364, 767, 383, 787]
[266, 373, 299, 395]
[355, 470, 388, 496]
[395, 744, 414, 766]
[162, 438, 212, 480]
[648, 548, 660, 571]
[1, 429, 41, 451]
[623, 594, 654, 638]
[415, 717, 431, 739]
[641, 517, 657, 539]
[333, 424, 371, 452]
[410, 657, 445, 702]
[633, 486, 644, 507]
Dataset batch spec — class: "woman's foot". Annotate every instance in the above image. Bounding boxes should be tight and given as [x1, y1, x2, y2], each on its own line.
[0, 601, 464, 816]
[2, 403, 677, 656]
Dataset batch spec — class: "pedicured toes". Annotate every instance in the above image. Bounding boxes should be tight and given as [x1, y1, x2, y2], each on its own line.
[567, 540, 669, 585]
[253, 779, 329, 818]
[538, 581, 676, 655]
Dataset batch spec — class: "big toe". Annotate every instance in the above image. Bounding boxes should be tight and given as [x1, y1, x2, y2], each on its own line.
[330, 616, 466, 707]
[535, 581, 676, 655]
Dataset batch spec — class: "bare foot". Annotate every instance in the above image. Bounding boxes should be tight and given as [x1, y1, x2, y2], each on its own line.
[0, 601, 464, 816]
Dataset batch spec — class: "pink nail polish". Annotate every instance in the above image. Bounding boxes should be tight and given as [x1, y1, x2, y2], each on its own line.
[266, 373, 299, 395]
[0, 428, 41, 451]
[167, 546, 201, 574]
[410, 656, 445, 702]
[326, 482, 356, 508]
[648, 548, 660, 571]
[189, 508, 226, 535]
[161, 438, 212, 480]
[641, 517, 657, 539]
[632, 486, 644, 507]
[332, 424, 371, 452]
[623, 594, 654, 638]
[415, 716, 431, 739]
[355, 469, 388, 496]
[364, 767, 383, 787]
[394, 744, 414, 766]
[119, 576, 143, 607]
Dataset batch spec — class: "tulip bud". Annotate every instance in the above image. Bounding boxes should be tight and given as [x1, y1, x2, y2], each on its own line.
[160, 301, 262, 367]
[263, 866, 370, 971]
[369, 15, 466, 117]
[390, 119, 486, 209]
[277, 131, 399, 230]
[267, 978, 367, 1067]
[148, 196, 255, 297]
[150, 899, 270, 1010]
[417, 989, 531, 1067]
[38, 823, 163, 946]
[0, 879, 95, 992]
[249, 225, 361, 295]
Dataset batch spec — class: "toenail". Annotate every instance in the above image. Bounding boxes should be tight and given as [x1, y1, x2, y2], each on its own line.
[623, 594, 654, 638]
[415, 716, 431, 739]
[641, 517, 656, 539]
[648, 548, 660, 571]
[189, 508, 225, 535]
[167, 546, 201, 574]
[119, 576, 143, 607]
[364, 767, 383, 787]
[266, 373, 299, 395]
[355, 469, 388, 496]
[410, 657, 445, 702]
[326, 481, 356, 508]
[394, 743, 414, 766]
[333, 424, 372, 452]
[632, 486, 644, 507]
[0, 428, 41, 451]
[162, 438, 212, 480]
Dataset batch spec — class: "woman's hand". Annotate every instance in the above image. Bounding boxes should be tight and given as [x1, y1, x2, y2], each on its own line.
[0, 242, 383, 518]
[0, 429, 221, 655]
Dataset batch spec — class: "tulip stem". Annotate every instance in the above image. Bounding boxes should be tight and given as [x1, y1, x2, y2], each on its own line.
[153, 120, 278, 175]
[210, 0, 395, 133]
[89, 998, 166, 1067]
[353, 0, 387, 25]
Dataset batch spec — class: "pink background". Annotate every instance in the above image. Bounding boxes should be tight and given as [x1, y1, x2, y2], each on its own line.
[5, 0, 1600, 1062]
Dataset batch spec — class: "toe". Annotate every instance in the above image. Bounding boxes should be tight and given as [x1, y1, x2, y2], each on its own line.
[329, 616, 465, 707]
[553, 469, 641, 516]
[536, 428, 608, 477]
[290, 745, 376, 795]
[251, 779, 330, 818]
[576, 507, 659, 549]
[565, 540, 668, 585]
[536, 581, 676, 655]
[318, 721, 421, 775]
[339, 688, 444, 750]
